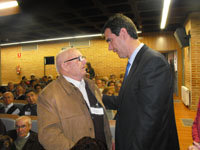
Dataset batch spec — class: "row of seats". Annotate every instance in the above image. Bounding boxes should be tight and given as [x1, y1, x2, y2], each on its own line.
[0, 114, 38, 133]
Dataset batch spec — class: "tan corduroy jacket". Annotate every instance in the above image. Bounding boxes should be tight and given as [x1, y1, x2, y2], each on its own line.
[37, 75, 112, 150]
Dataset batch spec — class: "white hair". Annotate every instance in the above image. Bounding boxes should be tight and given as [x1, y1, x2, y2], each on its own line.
[16, 116, 32, 125]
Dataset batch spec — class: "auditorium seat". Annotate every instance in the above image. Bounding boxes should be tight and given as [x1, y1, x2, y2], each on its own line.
[1, 118, 15, 131]
[31, 119, 38, 133]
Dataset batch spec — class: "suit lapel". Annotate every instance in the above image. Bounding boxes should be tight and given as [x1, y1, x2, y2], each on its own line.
[118, 45, 148, 103]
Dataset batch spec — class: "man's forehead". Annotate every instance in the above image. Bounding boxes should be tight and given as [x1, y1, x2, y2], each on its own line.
[4, 93, 13, 97]
[16, 120, 27, 125]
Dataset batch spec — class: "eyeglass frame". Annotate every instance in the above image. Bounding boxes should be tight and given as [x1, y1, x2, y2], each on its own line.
[15, 124, 27, 129]
[64, 56, 86, 63]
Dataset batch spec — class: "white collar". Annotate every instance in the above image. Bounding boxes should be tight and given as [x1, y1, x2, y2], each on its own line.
[5, 103, 13, 109]
[63, 75, 85, 88]
[24, 132, 30, 139]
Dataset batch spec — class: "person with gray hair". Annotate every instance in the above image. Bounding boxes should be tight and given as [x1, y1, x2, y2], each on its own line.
[37, 48, 112, 150]
[0, 92, 21, 115]
[6, 116, 44, 150]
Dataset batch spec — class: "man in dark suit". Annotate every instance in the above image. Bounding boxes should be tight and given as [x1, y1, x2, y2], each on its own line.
[0, 92, 21, 115]
[101, 13, 179, 150]
[20, 89, 37, 116]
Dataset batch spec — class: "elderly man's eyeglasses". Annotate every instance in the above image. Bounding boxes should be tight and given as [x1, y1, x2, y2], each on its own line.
[64, 56, 86, 63]
[15, 125, 26, 129]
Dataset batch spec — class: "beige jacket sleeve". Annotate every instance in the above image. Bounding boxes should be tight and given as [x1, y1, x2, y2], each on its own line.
[37, 94, 74, 150]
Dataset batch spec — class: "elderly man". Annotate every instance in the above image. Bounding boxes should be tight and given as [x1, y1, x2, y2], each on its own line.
[20, 89, 38, 116]
[0, 92, 21, 115]
[37, 48, 112, 150]
[6, 116, 44, 150]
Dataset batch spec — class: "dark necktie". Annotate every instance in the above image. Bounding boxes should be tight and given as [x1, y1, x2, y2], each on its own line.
[124, 62, 131, 79]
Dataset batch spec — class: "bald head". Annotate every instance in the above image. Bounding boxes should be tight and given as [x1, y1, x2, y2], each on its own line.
[56, 48, 77, 73]
[56, 48, 87, 81]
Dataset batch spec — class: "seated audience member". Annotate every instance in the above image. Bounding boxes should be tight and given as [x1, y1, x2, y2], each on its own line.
[0, 92, 21, 115]
[86, 62, 95, 79]
[114, 82, 122, 96]
[119, 73, 124, 83]
[188, 98, 200, 150]
[95, 79, 104, 93]
[0, 134, 14, 150]
[109, 74, 116, 82]
[47, 75, 53, 85]
[15, 85, 26, 100]
[29, 80, 37, 90]
[0, 86, 6, 100]
[30, 75, 36, 81]
[6, 82, 15, 95]
[34, 84, 42, 94]
[107, 81, 115, 89]
[0, 119, 6, 135]
[7, 116, 44, 150]
[102, 87, 115, 96]
[101, 78, 107, 89]
[20, 90, 37, 116]
[40, 76, 48, 87]
[20, 80, 28, 91]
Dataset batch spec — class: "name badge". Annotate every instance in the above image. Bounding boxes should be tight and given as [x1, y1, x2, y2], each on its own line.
[90, 107, 104, 115]
[25, 111, 31, 115]
[12, 109, 20, 115]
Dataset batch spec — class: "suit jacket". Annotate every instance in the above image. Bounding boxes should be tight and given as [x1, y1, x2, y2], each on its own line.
[37, 75, 112, 150]
[0, 104, 21, 115]
[20, 104, 37, 116]
[103, 44, 179, 150]
[7, 130, 44, 150]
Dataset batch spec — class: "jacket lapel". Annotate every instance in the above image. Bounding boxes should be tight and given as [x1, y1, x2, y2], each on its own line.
[118, 45, 147, 104]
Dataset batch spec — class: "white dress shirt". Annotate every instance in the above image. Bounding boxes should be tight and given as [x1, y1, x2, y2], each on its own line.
[63, 75, 90, 108]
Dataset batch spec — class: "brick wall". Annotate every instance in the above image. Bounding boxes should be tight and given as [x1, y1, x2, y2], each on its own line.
[0, 32, 182, 99]
[185, 12, 200, 110]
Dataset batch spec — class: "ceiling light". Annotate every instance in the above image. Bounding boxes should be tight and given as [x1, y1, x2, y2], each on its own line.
[160, 0, 171, 29]
[0, 1, 18, 10]
[0, 34, 103, 46]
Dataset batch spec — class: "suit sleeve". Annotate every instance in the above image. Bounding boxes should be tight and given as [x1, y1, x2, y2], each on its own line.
[192, 98, 200, 143]
[102, 95, 118, 110]
[37, 94, 74, 150]
[133, 56, 173, 149]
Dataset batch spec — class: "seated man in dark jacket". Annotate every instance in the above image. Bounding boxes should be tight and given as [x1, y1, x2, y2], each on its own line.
[20, 89, 37, 116]
[0, 92, 21, 115]
[6, 116, 44, 150]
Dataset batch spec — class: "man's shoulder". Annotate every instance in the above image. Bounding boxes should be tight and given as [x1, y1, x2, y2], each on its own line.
[28, 130, 41, 143]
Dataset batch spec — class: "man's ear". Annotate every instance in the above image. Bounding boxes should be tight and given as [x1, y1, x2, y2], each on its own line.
[119, 28, 128, 40]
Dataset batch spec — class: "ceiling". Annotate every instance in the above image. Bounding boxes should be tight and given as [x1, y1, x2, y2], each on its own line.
[0, 0, 199, 45]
